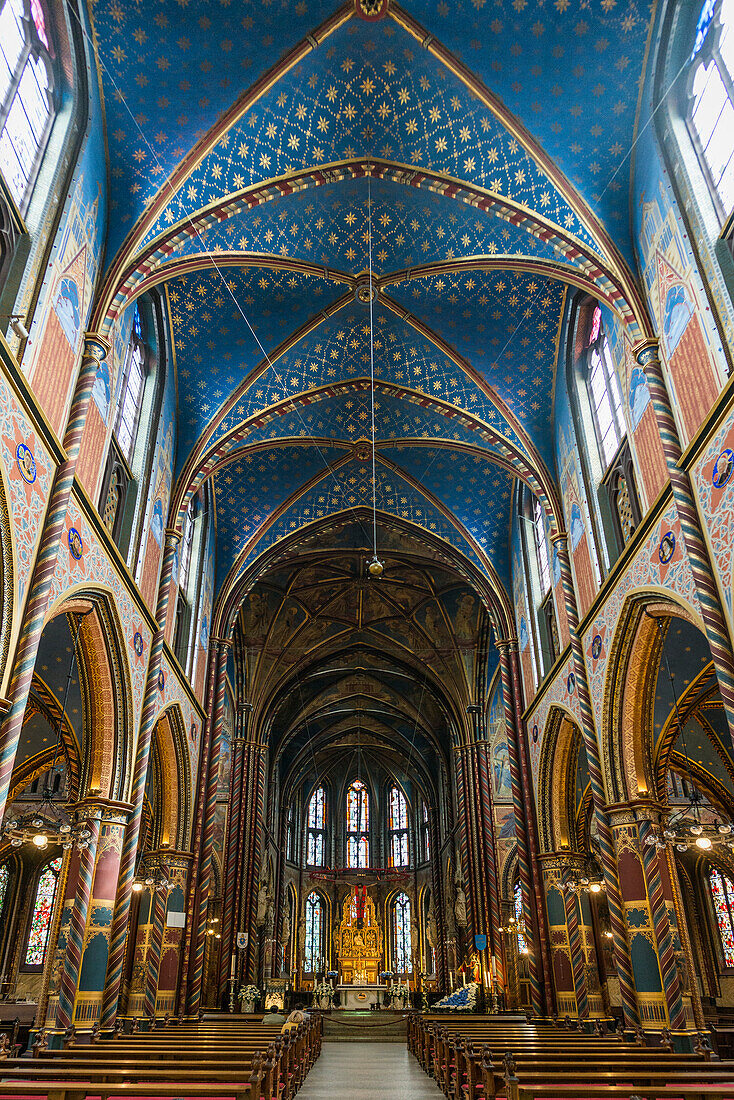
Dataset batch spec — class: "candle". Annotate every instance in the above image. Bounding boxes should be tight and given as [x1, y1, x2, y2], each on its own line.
[230, 953, 236, 978]
[491, 955, 497, 978]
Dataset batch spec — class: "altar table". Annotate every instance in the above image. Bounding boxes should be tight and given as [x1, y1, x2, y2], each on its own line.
[337, 984, 386, 1009]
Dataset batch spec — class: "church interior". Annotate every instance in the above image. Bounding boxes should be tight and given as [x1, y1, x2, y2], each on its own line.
[2, 0, 734, 1094]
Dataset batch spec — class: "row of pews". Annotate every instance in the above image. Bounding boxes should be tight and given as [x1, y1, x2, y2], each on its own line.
[407, 1012, 734, 1100]
[0, 1013, 321, 1100]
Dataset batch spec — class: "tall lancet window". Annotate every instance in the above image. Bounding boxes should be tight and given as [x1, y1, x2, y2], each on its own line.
[306, 786, 326, 867]
[24, 855, 61, 966]
[710, 866, 734, 966]
[346, 779, 369, 868]
[688, 0, 734, 218]
[392, 891, 412, 974]
[304, 891, 324, 974]
[388, 785, 409, 868]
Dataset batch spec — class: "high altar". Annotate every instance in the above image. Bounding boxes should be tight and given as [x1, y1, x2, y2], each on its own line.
[336, 892, 382, 985]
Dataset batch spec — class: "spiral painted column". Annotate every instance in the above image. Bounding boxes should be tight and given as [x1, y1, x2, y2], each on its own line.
[551, 533, 640, 1030]
[186, 637, 230, 1014]
[0, 334, 109, 822]
[560, 862, 590, 1019]
[475, 740, 505, 990]
[637, 816, 686, 1030]
[100, 529, 180, 1029]
[636, 339, 734, 744]
[143, 876, 169, 1020]
[55, 811, 102, 1030]
[177, 639, 222, 1014]
[496, 639, 545, 1016]
[243, 744, 266, 984]
[218, 706, 247, 993]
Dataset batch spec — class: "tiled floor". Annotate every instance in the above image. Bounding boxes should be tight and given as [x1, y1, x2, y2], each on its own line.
[299, 1042, 443, 1098]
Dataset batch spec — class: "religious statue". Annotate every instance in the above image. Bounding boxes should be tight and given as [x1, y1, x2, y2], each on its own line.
[410, 918, 420, 958]
[454, 865, 468, 928]
[281, 911, 291, 950]
[256, 879, 272, 928]
[427, 904, 438, 952]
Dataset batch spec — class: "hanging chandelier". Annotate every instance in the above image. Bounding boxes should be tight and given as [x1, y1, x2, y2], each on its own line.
[560, 852, 605, 895]
[131, 858, 175, 894]
[1, 610, 94, 853]
[643, 612, 734, 854]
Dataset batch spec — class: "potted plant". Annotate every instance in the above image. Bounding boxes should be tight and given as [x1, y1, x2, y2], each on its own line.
[312, 979, 334, 1010]
[239, 984, 259, 1013]
[389, 980, 410, 1010]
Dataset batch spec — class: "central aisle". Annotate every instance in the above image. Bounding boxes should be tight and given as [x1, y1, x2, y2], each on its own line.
[299, 1041, 443, 1098]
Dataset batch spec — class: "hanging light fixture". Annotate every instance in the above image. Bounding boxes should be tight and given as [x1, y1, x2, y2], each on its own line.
[643, 612, 734, 854]
[364, 169, 383, 581]
[131, 857, 174, 894]
[1, 611, 94, 852]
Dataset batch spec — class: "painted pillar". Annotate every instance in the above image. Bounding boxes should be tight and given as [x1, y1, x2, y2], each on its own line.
[143, 874, 169, 1020]
[243, 742, 267, 984]
[218, 703, 248, 993]
[186, 637, 230, 1014]
[551, 533, 640, 1030]
[636, 339, 734, 744]
[0, 334, 109, 823]
[495, 639, 550, 1016]
[176, 639, 221, 1014]
[609, 803, 689, 1032]
[156, 857, 190, 1017]
[72, 805, 129, 1028]
[55, 809, 102, 1030]
[100, 528, 181, 1029]
[539, 856, 582, 1019]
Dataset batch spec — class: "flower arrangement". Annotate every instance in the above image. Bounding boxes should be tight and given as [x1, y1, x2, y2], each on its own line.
[432, 981, 479, 1012]
[312, 980, 334, 1007]
[389, 981, 410, 1007]
[239, 984, 259, 1008]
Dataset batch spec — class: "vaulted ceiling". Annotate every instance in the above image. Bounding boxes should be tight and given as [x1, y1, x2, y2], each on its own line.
[89, 0, 656, 629]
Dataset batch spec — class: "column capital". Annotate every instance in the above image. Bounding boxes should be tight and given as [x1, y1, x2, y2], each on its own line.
[549, 531, 568, 549]
[82, 332, 111, 363]
[164, 527, 182, 545]
[212, 636, 233, 652]
[633, 337, 661, 368]
[495, 636, 518, 652]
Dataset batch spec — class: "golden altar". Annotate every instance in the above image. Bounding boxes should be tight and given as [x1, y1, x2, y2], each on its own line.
[337, 892, 382, 985]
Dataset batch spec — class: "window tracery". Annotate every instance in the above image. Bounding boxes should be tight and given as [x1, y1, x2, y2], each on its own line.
[24, 854, 61, 967]
[346, 780, 369, 869]
[0, 0, 55, 210]
[304, 890, 323, 974]
[306, 786, 326, 867]
[688, 0, 734, 218]
[388, 785, 409, 868]
[392, 891, 411, 974]
[710, 866, 734, 967]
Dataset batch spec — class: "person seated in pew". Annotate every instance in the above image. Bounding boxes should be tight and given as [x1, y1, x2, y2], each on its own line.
[261, 1007, 286, 1025]
[281, 1010, 305, 1034]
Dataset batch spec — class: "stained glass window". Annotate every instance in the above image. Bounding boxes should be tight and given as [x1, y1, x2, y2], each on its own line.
[533, 497, 551, 594]
[392, 892, 412, 973]
[0, 864, 8, 918]
[304, 891, 323, 974]
[306, 786, 326, 867]
[114, 306, 146, 463]
[286, 804, 295, 862]
[710, 867, 734, 966]
[514, 880, 528, 956]
[346, 780, 369, 868]
[0, 0, 55, 210]
[24, 855, 61, 966]
[587, 307, 625, 470]
[388, 785, 409, 868]
[688, 0, 734, 217]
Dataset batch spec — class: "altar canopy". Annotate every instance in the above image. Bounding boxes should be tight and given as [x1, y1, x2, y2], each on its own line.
[337, 892, 382, 985]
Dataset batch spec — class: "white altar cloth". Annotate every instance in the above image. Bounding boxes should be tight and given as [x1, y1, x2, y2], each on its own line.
[337, 984, 385, 1009]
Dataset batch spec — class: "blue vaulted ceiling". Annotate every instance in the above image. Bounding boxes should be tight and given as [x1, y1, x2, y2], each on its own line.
[89, 0, 654, 613]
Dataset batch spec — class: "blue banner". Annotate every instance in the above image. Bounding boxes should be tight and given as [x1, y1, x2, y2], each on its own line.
[474, 934, 487, 952]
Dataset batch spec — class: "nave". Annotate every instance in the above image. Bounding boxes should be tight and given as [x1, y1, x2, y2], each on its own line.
[298, 1042, 442, 1100]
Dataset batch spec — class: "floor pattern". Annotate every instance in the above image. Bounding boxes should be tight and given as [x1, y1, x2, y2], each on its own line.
[299, 1041, 443, 1098]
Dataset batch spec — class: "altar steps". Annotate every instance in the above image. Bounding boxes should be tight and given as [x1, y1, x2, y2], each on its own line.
[322, 1011, 408, 1043]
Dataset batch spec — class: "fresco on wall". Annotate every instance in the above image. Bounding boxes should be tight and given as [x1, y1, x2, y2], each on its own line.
[46, 491, 153, 734]
[692, 405, 734, 630]
[511, 528, 535, 705]
[525, 654, 582, 790]
[193, 513, 216, 702]
[158, 649, 204, 782]
[553, 359, 602, 615]
[0, 372, 55, 645]
[633, 116, 725, 446]
[22, 14, 107, 442]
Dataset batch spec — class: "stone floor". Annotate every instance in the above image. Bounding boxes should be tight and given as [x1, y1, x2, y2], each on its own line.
[299, 1041, 443, 1098]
